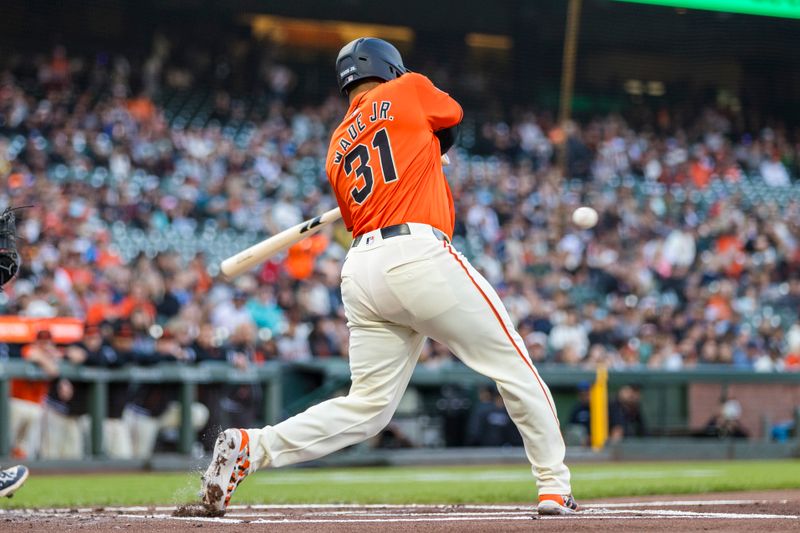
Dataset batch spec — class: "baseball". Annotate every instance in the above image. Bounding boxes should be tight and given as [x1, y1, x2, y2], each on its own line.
[572, 206, 598, 229]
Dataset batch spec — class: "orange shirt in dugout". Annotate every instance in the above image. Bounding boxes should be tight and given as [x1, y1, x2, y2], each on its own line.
[325, 73, 463, 238]
[10, 344, 56, 404]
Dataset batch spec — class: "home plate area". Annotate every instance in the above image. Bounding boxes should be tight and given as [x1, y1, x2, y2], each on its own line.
[3, 492, 799, 532]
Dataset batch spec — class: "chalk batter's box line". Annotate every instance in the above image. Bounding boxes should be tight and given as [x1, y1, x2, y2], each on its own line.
[116, 512, 800, 524]
[108, 501, 800, 524]
[9, 499, 787, 514]
[8, 499, 799, 524]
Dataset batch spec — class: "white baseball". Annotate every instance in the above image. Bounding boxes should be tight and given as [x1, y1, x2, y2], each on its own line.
[572, 206, 598, 229]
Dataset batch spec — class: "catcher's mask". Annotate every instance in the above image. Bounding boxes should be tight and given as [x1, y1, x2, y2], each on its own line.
[0, 206, 31, 289]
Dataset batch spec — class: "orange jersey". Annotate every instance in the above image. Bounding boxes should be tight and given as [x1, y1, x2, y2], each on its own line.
[325, 73, 463, 237]
[10, 344, 53, 404]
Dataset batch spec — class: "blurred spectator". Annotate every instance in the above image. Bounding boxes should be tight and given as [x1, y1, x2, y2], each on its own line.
[123, 330, 208, 459]
[40, 332, 94, 459]
[699, 398, 750, 439]
[466, 387, 523, 447]
[549, 310, 589, 363]
[276, 311, 312, 362]
[784, 322, 800, 371]
[211, 290, 255, 335]
[436, 385, 472, 447]
[9, 330, 61, 459]
[220, 323, 262, 429]
[759, 152, 791, 187]
[609, 385, 646, 442]
[1, 37, 800, 461]
[95, 322, 134, 459]
[285, 234, 329, 280]
[246, 285, 285, 334]
[193, 323, 229, 451]
[420, 341, 454, 369]
[2, 42, 799, 377]
[567, 381, 592, 446]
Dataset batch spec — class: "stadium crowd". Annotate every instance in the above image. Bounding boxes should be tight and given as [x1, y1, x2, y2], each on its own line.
[1, 44, 800, 458]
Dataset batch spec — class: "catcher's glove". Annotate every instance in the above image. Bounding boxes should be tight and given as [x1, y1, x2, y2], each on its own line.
[0, 206, 28, 289]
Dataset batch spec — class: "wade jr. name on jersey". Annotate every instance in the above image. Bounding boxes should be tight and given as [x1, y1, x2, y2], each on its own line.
[333, 101, 393, 164]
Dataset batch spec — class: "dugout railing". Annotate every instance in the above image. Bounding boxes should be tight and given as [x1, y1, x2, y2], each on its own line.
[1, 359, 799, 458]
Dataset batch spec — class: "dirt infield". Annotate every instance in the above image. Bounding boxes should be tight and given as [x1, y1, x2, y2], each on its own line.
[1, 490, 798, 532]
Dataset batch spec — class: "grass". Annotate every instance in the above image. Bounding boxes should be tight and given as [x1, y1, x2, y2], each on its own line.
[3, 460, 799, 509]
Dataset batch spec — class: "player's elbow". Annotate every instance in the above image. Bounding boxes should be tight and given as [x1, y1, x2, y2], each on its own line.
[434, 124, 460, 154]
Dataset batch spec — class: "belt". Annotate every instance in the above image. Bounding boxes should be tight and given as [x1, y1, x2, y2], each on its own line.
[351, 223, 450, 248]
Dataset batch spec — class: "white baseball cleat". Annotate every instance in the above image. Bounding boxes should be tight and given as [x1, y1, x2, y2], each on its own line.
[200, 429, 251, 516]
[0, 465, 29, 498]
[537, 493, 580, 515]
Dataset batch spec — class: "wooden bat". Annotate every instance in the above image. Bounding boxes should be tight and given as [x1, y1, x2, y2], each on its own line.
[220, 207, 342, 278]
[220, 154, 451, 278]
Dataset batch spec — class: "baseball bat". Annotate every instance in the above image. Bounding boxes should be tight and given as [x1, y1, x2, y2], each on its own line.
[220, 155, 451, 278]
[220, 207, 342, 278]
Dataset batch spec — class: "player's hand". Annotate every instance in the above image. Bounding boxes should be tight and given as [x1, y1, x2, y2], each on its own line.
[441, 154, 451, 166]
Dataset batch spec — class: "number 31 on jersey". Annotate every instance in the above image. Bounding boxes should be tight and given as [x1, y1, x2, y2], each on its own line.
[343, 128, 398, 204]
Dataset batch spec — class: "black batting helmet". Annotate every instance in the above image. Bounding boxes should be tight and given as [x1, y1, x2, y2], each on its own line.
[336, 37, 407, 94]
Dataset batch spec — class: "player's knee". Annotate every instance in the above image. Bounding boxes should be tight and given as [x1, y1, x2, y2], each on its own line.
[362, 413, 392, 439]
[371, 409, 396, 436]
[350, 393, 396, 437]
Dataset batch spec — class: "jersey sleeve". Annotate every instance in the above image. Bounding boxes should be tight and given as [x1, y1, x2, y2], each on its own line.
[409, 73, 463, 131]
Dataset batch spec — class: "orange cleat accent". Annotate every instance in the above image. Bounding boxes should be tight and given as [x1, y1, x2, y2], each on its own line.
[537, 493, 579, 515]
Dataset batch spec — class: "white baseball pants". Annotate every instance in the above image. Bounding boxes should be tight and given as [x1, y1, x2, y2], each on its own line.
[40, 409, 85, 459]
[10, 398, 43, 459]
[246, 223, 571, 495]
[103, 418, 134, 459]
[124, 402, 210, 459]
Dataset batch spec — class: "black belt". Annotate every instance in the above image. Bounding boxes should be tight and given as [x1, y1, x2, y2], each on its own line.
[351, 224, 450, 248]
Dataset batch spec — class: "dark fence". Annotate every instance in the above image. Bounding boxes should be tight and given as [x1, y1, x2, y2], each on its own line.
[2, 359, 799, 457]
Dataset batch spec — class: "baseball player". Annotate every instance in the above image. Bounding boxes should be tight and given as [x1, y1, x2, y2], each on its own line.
[201, 37, 577, 516]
